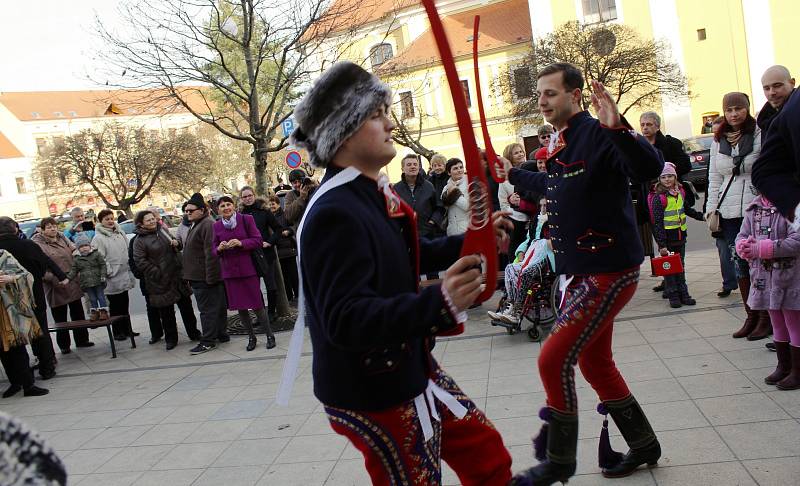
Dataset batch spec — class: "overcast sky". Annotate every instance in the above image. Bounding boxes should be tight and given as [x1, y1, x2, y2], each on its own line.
[0, 0, 123, 92]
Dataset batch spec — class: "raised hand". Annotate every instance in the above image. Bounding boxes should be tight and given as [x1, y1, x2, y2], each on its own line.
[590, 79, 621, 128]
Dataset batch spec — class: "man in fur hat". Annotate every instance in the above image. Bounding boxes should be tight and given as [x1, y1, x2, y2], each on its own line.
[288, 61, 513, 485]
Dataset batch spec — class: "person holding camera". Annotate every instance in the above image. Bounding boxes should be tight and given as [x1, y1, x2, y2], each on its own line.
[63, 207, 95, 243]
[284, 169, 318, 231]
[706, 92, 768, 340]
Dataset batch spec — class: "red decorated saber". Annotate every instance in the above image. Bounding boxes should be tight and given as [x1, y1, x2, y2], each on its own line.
[472, 15, 505, 183]
[420, 0, 500, 307]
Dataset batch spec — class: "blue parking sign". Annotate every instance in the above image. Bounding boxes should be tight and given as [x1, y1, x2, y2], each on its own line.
[282, 118, 295, 137]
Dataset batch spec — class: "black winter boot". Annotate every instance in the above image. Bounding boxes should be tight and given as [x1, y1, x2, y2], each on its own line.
[509, 408, 578, 486]
[668, 292, 682, 309]
[600, 396, 661, 478]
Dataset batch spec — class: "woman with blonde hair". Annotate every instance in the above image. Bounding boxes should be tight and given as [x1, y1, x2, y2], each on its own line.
[500, 142, 531, 256]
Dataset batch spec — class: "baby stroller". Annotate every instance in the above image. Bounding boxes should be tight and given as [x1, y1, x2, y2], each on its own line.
[489, 255, 562, 340]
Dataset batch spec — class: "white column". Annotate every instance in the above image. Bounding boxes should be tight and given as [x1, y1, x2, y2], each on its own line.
[528, 0, 554, 39]
[741, 0, 774, 110]
[648, 0, 693, 138]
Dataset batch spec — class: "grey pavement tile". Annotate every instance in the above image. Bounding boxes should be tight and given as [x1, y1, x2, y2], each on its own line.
[680, 308, 740, 325]
[20, 412, 88, 432]
[81, 425, 152, 449]
[633, 315, 687, 331]
[239, 414, 310, 440]
[143, 389, 201, 408]
[440, 348, 491, 367]
[75, 471, 143, 486]
[654, 427, 736, 466]
[131, 468, 203, 486]
[695, 393, 789, 425]
[610, 330, 648, 348]
[184, 418, 254, 442]
[650, 338, 714, 359]
[741, 366, 784, 392]
[169, 375, 219, 391]
[743, 456, 800, 486]
[716, 420, 800, 460]
[71, 410, 133, 429]
[324, 458, 372, 485]
[641, 326, 702, 344]
[677, 371, 760, 399]
[641, 400, 710, 431]
[567, 472, 656, 485]
[296, 413, 336, 436]
[96, 444, 176, 473]
[627, 378, 689, 404]
[233, 383, 278, 401]
[210, 399, 270, 420]
[723, 348, 780, 370]
[265, 395, 321, 417]
[151, 441, 232, 470]
[690, 320, 740, 338]
[650, 461, 755, 485]
[485, 392, 546, 420]
[46, 428, 104, 452]
[705, 334, 767, 353]
[213, 437, 290, 467]
[611, 344, 658, 364]
[116, 406, 177, 426]
[765, 389, 800, 418]
[616, 359, 673, 382]
[192, 466, 267, 486]
[193, 386, 246, 404]
[274, 434, 348, 464]
[662, 353, 736, 377]
[489, 340, 543, 363]
[447, 361, 491, 380]
[453, 378, 488, 398]
[63, 447, 123, 475]
[132, 422, 197, 446]
[160, 403, 225, 423]
[492, 415, 538, 447]
[486, 373, 545, 397]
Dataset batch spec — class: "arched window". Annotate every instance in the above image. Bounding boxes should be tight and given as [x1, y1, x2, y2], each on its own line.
[369, 43, 394, 68]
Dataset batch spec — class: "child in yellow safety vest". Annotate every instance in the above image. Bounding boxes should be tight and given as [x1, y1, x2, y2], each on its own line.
[648, 162, 705, 308]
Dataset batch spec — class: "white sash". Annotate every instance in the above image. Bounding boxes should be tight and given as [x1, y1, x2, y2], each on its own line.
[276, 166, 362, 406]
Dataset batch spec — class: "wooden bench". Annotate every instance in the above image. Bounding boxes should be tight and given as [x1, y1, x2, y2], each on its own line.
[48, 316, 136, 358]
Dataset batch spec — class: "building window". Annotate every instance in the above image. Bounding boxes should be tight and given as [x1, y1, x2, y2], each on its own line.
[513, 67, 533, 98]
[581, 0, 617, 24]
[369, 43, 394, 68]
[697, 28, 707, 41]
[400, 92, 415, 119]
[460, 80, 472, 108]
[15, 177, 27, 194]
[35, 138, 47, 154]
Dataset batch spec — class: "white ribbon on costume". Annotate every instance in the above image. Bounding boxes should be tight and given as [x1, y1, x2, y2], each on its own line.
[558, 274, 574, 309]
[276, 166, 363, 406]
[413, 378, 468, 442]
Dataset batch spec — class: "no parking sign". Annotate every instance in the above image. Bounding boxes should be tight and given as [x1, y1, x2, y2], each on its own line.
[285, 151, 302, 169]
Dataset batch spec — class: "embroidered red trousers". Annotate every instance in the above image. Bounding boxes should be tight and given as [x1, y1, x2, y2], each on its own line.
[325, 367, 512, 486]
[538, 269, 639, 413]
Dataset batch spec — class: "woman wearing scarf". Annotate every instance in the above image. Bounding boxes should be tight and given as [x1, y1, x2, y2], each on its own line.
[0, 249, 48, 398]
[32, 217, 93, 353]
[132, 210, 186, 350]
[92, 209, 138, 341]
[706, 92, 769, 340]
[212, 196, 276, 350]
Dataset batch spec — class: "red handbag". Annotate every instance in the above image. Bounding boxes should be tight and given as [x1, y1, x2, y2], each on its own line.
[652, 253, 684, 276]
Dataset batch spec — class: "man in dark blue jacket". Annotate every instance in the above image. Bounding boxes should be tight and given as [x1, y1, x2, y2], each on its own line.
[288, 61, 513, 486]
[508, 63, 664, 486]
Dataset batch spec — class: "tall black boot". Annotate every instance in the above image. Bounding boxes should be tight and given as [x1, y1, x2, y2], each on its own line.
[510, 408, 578, 486]
[266, 289, 277, 318]
[256, 308, 276, 349]
[600, 396, 661, 478]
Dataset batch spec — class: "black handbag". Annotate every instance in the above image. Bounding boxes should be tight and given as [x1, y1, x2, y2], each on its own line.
[251, 247, 271, 277]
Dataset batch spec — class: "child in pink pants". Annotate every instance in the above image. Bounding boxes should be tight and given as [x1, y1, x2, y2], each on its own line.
[736, 195, 800, 390]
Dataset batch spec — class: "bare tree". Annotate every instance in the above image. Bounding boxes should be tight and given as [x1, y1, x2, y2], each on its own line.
[93, 0, 368, 196]
[496, 21, 689, 125]
[34, 123, 209, 218]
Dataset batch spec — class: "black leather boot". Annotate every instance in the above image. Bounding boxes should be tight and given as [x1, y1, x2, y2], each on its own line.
[601, 396, 661, 478]
[509, 409, 578, 486]
[733, 278, 757, 338]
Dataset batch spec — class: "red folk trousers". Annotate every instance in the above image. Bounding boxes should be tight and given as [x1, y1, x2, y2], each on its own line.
[538, 269, 639, 413]
[325, 367, 512, 486]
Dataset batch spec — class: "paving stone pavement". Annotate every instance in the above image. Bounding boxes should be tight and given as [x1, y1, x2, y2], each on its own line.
[1, 249, 798, 485]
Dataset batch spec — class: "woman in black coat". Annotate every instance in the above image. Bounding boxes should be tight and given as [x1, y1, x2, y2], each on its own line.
[132, 211, 185, 350]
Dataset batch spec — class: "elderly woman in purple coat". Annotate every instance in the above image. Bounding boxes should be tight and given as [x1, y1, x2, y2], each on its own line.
[212, 196, 276, 350]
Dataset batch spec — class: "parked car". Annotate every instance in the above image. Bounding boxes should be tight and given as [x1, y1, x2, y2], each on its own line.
[681, 134, 714, 190]
[17, 216, 73, 239]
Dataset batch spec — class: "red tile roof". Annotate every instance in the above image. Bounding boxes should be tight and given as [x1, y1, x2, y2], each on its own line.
[0, 131, 23, 159]
[379, 0, 532, 73]
[0, 88, 209, 122]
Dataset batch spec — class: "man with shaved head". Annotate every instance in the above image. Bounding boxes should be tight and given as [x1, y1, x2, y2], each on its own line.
[757, 65, 795, 133]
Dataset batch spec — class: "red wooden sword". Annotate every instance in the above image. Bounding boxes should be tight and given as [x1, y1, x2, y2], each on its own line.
[472, 15, 505, 184]
[420, 0, 503, 311]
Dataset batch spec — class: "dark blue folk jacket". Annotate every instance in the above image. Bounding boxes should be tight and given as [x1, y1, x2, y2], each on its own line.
[509, 111, 664, 275]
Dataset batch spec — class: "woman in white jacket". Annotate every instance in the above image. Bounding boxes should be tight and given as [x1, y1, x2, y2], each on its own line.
[92, 209, 137, 340]
[706, 92, 770, 340]
[441, 158, 469, 236]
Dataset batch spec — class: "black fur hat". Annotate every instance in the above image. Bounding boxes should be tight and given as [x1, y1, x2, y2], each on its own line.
[290, 62, 392, 168]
